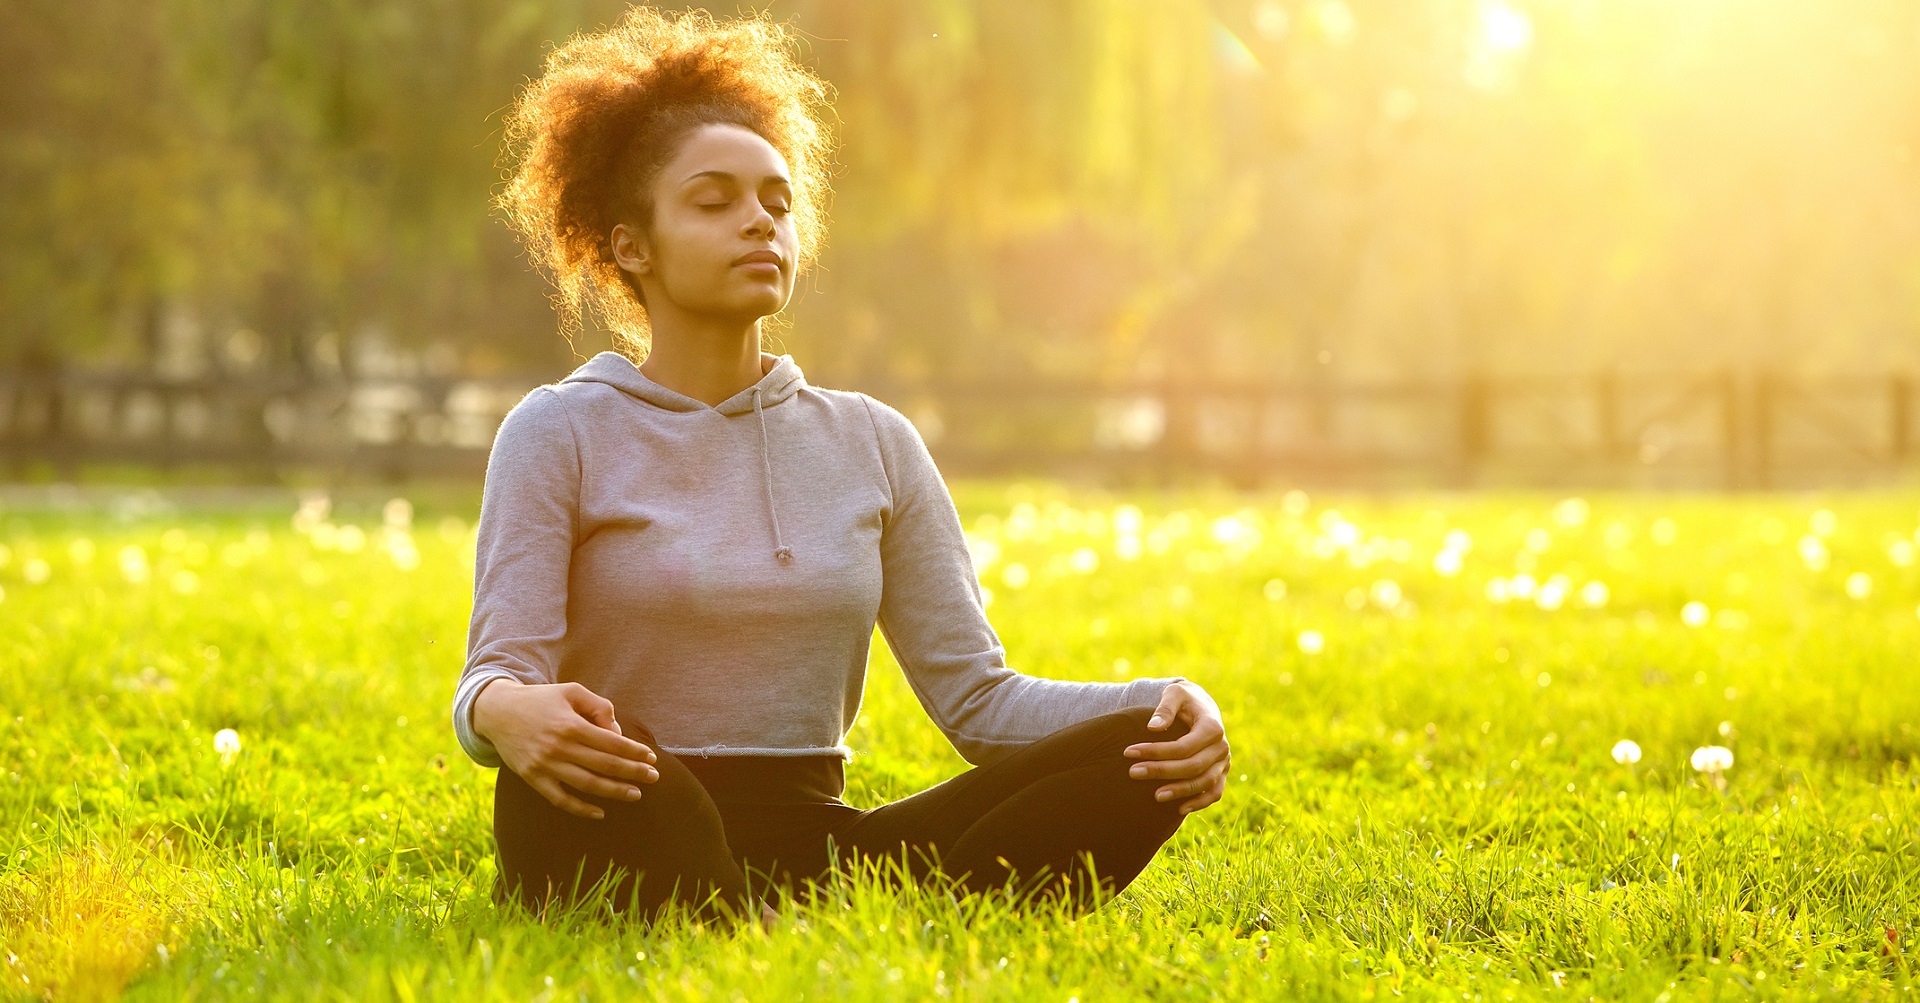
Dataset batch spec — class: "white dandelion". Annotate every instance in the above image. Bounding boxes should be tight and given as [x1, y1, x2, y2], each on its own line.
[1689, 745, 1734, 773]
[214, 728, 242, 764]
[1610, 739, 1642, 765]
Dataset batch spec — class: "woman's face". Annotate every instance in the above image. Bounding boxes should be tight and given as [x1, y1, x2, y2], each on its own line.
[612, 123, 799, 324]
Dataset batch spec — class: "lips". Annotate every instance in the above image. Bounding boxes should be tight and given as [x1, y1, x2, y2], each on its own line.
[732, 249, 782, 268]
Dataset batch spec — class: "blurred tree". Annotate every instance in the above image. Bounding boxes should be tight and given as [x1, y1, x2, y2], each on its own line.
[2, 0, 1918, 389]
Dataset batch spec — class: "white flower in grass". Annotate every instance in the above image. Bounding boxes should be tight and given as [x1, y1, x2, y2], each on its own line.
[1845, 572, 1872, 600]
[214, 728, 242, 764]
[1579, 581, 1610, 608]
[1610, 739, 1642, 765]
[1681, 601, 1710, 627]
[1432, 549, 1464, 578]
[1297, 630, 1325, 655]
[1798, 535, 1829, 571]
[1689, 745, 1734, 773]
[383, 497, 413, 530]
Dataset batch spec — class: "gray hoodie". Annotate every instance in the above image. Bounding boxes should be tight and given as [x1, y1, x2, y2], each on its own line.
[450, 350, 1183, 769]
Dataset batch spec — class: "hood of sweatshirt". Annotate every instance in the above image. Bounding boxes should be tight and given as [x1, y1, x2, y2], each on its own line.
[558, 350, 808, 564]
[558, 350, 806, 415]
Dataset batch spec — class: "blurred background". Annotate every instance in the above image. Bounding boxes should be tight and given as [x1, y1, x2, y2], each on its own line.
[3, 0, 1918, 488]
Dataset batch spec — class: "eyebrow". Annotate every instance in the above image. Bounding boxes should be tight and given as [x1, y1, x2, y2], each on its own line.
[679, 170, 792, 188]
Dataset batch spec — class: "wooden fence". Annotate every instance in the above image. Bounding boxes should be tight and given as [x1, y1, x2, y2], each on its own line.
[2, 367, 1916, 488]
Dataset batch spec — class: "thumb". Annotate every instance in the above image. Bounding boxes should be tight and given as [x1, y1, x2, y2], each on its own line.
[570, 686, 620, 732]
[1148, 687, 1184, 730]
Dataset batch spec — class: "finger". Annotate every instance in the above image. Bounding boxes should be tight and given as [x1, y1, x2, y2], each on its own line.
[1132, 742, 1229, 783]
[567, 743, 661, 784]
[1161, 759, 1230, 805]
[1155, 757, 1228, 800]
[1177, 778, 1226, 815]
[551, 760, 646, 803]
[1125, 717, 1225, 760]
[532, 775, 606, 820]
[1145, 686, 1188, 731]
[570, 719, 658, 764]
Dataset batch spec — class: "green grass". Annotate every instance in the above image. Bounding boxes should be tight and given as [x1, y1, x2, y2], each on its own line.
[1, 482, 1916, 1000]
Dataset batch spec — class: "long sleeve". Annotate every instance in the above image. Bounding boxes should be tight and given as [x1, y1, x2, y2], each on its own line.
[862, 396, 1185, 767]
[450, 387, 581, 768]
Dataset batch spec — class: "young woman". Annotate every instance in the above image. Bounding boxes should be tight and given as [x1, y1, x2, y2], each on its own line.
[452, 6, 1232, 928]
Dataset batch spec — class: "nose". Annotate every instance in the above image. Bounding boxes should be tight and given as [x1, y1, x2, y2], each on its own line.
[743, 203, 776, 240]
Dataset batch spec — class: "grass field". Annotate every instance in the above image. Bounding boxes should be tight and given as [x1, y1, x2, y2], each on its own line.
[1, 482, 1916, 1001]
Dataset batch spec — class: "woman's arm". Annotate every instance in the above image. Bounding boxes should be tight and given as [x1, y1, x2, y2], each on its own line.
[861, 396, 1188, 766]
[451, 388, 657, 818]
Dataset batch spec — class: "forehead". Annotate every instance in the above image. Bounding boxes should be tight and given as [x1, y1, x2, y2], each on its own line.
[665, 123, 790, 185]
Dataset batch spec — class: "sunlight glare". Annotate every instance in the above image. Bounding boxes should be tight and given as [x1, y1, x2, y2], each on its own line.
[1481, 1, 1534, 53]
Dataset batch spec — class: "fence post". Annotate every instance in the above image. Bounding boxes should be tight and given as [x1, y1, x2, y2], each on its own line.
[1458, 374, 1490, 482]
[1892, 374, 1911, 462]
[1719, 369, 1741, 490]
[1753, 370, 1774, 490]
[1595, 369, 1621, 463]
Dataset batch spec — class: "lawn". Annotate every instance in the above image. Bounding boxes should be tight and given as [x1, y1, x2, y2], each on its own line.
[1, 482, 1915, 1000]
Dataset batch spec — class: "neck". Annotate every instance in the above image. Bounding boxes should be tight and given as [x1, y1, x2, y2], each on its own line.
[637, 310, 768, 407]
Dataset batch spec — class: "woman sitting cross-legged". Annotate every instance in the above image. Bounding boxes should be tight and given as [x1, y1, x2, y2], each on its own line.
[452, 5, 1232, 929]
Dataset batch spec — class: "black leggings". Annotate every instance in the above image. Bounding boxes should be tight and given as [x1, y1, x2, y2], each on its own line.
[491, 706, 1191, 924]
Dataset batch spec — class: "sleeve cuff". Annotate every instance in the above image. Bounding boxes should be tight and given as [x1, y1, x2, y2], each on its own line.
[1127, 675, 1186, 707]
[451, 669, 518, 769]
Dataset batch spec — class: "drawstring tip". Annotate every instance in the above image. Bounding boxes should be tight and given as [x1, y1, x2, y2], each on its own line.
[774, 546, 793, 564]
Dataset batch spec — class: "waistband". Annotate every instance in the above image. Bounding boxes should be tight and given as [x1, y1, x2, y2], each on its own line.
[677, 753, 846, 806]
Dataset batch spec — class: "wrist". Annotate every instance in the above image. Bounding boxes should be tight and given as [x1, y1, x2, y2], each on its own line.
[470, 675, 524, 743]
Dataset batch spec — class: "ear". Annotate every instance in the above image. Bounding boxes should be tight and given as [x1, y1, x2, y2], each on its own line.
[610, 222, 652, 277]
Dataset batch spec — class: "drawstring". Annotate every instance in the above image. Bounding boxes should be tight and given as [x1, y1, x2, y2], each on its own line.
[752, 387, 793, 564]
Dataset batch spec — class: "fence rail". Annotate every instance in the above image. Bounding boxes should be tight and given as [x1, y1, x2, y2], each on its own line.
[3, 367, 1916, 488]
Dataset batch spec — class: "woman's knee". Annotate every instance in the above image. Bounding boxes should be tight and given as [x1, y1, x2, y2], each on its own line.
[1087, 705, 1194, 757]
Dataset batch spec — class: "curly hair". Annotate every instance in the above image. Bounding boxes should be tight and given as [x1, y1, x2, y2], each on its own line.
[493, 5, 837, 361]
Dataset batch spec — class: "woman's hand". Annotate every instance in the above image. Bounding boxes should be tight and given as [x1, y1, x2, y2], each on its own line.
[1122, 680, 1230, 816]
[471, 678, 660, 820]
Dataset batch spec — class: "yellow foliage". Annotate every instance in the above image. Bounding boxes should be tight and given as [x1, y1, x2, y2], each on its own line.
[0, 835, 201, 1002]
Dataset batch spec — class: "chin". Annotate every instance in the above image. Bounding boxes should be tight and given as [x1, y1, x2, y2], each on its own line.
[728, 292, 791, 319]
